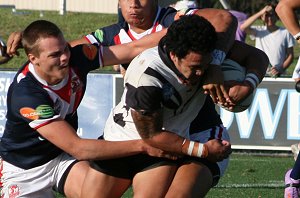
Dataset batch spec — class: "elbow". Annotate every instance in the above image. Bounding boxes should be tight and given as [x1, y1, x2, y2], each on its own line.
[216, 9, 238, 32]
[275, 1, 284, 17]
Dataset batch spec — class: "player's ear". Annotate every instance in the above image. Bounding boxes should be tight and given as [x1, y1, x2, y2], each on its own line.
[169, 51, 179, 65]
[28, 53, 39, 66]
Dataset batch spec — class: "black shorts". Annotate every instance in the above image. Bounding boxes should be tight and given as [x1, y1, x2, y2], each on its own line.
[90, 154, 220, 186]
[90, 154, 177, 180]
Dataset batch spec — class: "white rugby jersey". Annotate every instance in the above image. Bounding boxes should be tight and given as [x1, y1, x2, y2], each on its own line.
[104, 45, 207, 141]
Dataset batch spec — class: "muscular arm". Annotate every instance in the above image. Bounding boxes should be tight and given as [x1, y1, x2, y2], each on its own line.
[131, 109, 231, 162]
[225, 41, 269, 103]
[131, 109, 183, 154]
[276, 0, 300, 36]
[69, 37, 89, 47]
[37, 118, 164, 160]
[192, 9, 237, 104]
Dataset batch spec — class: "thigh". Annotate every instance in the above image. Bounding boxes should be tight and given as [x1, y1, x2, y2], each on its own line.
[132, 164, 177, 198]
[63, 160, 90, 198]
[166, 162, 212, 198]
[80, 166, 131, 198]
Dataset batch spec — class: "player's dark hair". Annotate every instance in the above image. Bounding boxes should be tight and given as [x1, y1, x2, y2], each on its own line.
[22, 20, 63, 56]
[164, 15, 217, 59]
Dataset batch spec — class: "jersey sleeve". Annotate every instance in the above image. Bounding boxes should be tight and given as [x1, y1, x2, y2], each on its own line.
[85, 24, 123, 46]
[70, 43, 103, 72]
[125, 82, 163, 113]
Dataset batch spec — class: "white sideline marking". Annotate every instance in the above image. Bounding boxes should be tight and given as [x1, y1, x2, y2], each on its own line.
[216, 182, 284, 188]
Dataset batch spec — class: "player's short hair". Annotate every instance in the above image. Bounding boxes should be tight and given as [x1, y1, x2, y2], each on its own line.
[164, 15, 217, 59]
[22, 20, 63, 56]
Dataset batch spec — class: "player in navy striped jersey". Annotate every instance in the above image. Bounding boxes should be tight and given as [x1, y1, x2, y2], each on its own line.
[0, 20, 169, 198]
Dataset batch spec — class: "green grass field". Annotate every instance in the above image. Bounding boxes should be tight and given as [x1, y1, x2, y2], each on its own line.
[0, 7, 298, 198]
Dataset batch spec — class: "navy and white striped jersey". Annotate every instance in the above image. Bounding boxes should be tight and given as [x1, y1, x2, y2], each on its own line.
[0, 44, 102, 169]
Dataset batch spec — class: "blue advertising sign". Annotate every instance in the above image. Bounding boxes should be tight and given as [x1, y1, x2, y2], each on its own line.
[0, 71, 299, 151]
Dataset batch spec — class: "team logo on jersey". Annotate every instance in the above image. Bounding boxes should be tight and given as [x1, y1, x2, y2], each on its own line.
[71, 76, 82, 93]
[8, 184, 20, 198]
[20, 105, 54, 120]
[82, 44, 98, 60]
[94, 29, 104, 43]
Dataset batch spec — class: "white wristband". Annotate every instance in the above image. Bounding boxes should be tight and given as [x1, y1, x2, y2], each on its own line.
[294, 32, 300, 40]
[197, 143, 204, 157]
[211, 49, 226, 65]
[245, 73, 260, 89]
[187, 141, 194, 156]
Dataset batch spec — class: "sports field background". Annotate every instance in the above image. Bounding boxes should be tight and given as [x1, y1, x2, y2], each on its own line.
[0, 8, 297, 198]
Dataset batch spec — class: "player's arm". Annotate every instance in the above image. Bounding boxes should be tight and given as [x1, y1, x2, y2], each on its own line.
[194, 8, 236, 53]
[37, 118, 171, 160]
[131, 109, 231, 162]
[240, 6, 272, 35]
[101, 29, 167, 66]
[282, 46, 294, 72]
[225, 41, 269, 103]
[193, 9, 237, 105]
[69, 37, 90, 47]
[6, 31, 91, 56]
[276, 0, 300, 39]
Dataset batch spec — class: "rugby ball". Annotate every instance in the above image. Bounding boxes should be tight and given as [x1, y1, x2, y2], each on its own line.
[219, 59, 254, 112]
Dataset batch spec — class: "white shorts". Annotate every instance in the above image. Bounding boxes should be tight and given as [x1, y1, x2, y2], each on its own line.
[0, 153, 76, 198]
[189, 124, 230, 177]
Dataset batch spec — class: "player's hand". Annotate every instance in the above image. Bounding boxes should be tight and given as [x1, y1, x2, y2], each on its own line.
[225, 80, 253, 104]
[6, 31, 23, 57]
[268, 66, 281, 78]
[205, 139, 232, 162]
[202, 64, 231, 105]
[141, 141, 179, 160]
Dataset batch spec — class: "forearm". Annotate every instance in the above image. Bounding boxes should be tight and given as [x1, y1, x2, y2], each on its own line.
[73, 139, 146, 160]
[282, 52, 294, 71]
[276, 0, 300, 35]
[240, 11, 263, 33]
[102, 29, 167, 66]
[227, 41, 269, 82]
[69, 37, 89, 47]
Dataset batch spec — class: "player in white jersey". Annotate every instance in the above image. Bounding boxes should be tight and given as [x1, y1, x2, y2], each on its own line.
[81, 15, 231, 198]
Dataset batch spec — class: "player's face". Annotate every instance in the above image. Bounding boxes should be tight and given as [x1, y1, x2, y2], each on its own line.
[119, 0, 157, 31]
[29, 35, 71, 85]
[171, 51, 212, 86]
